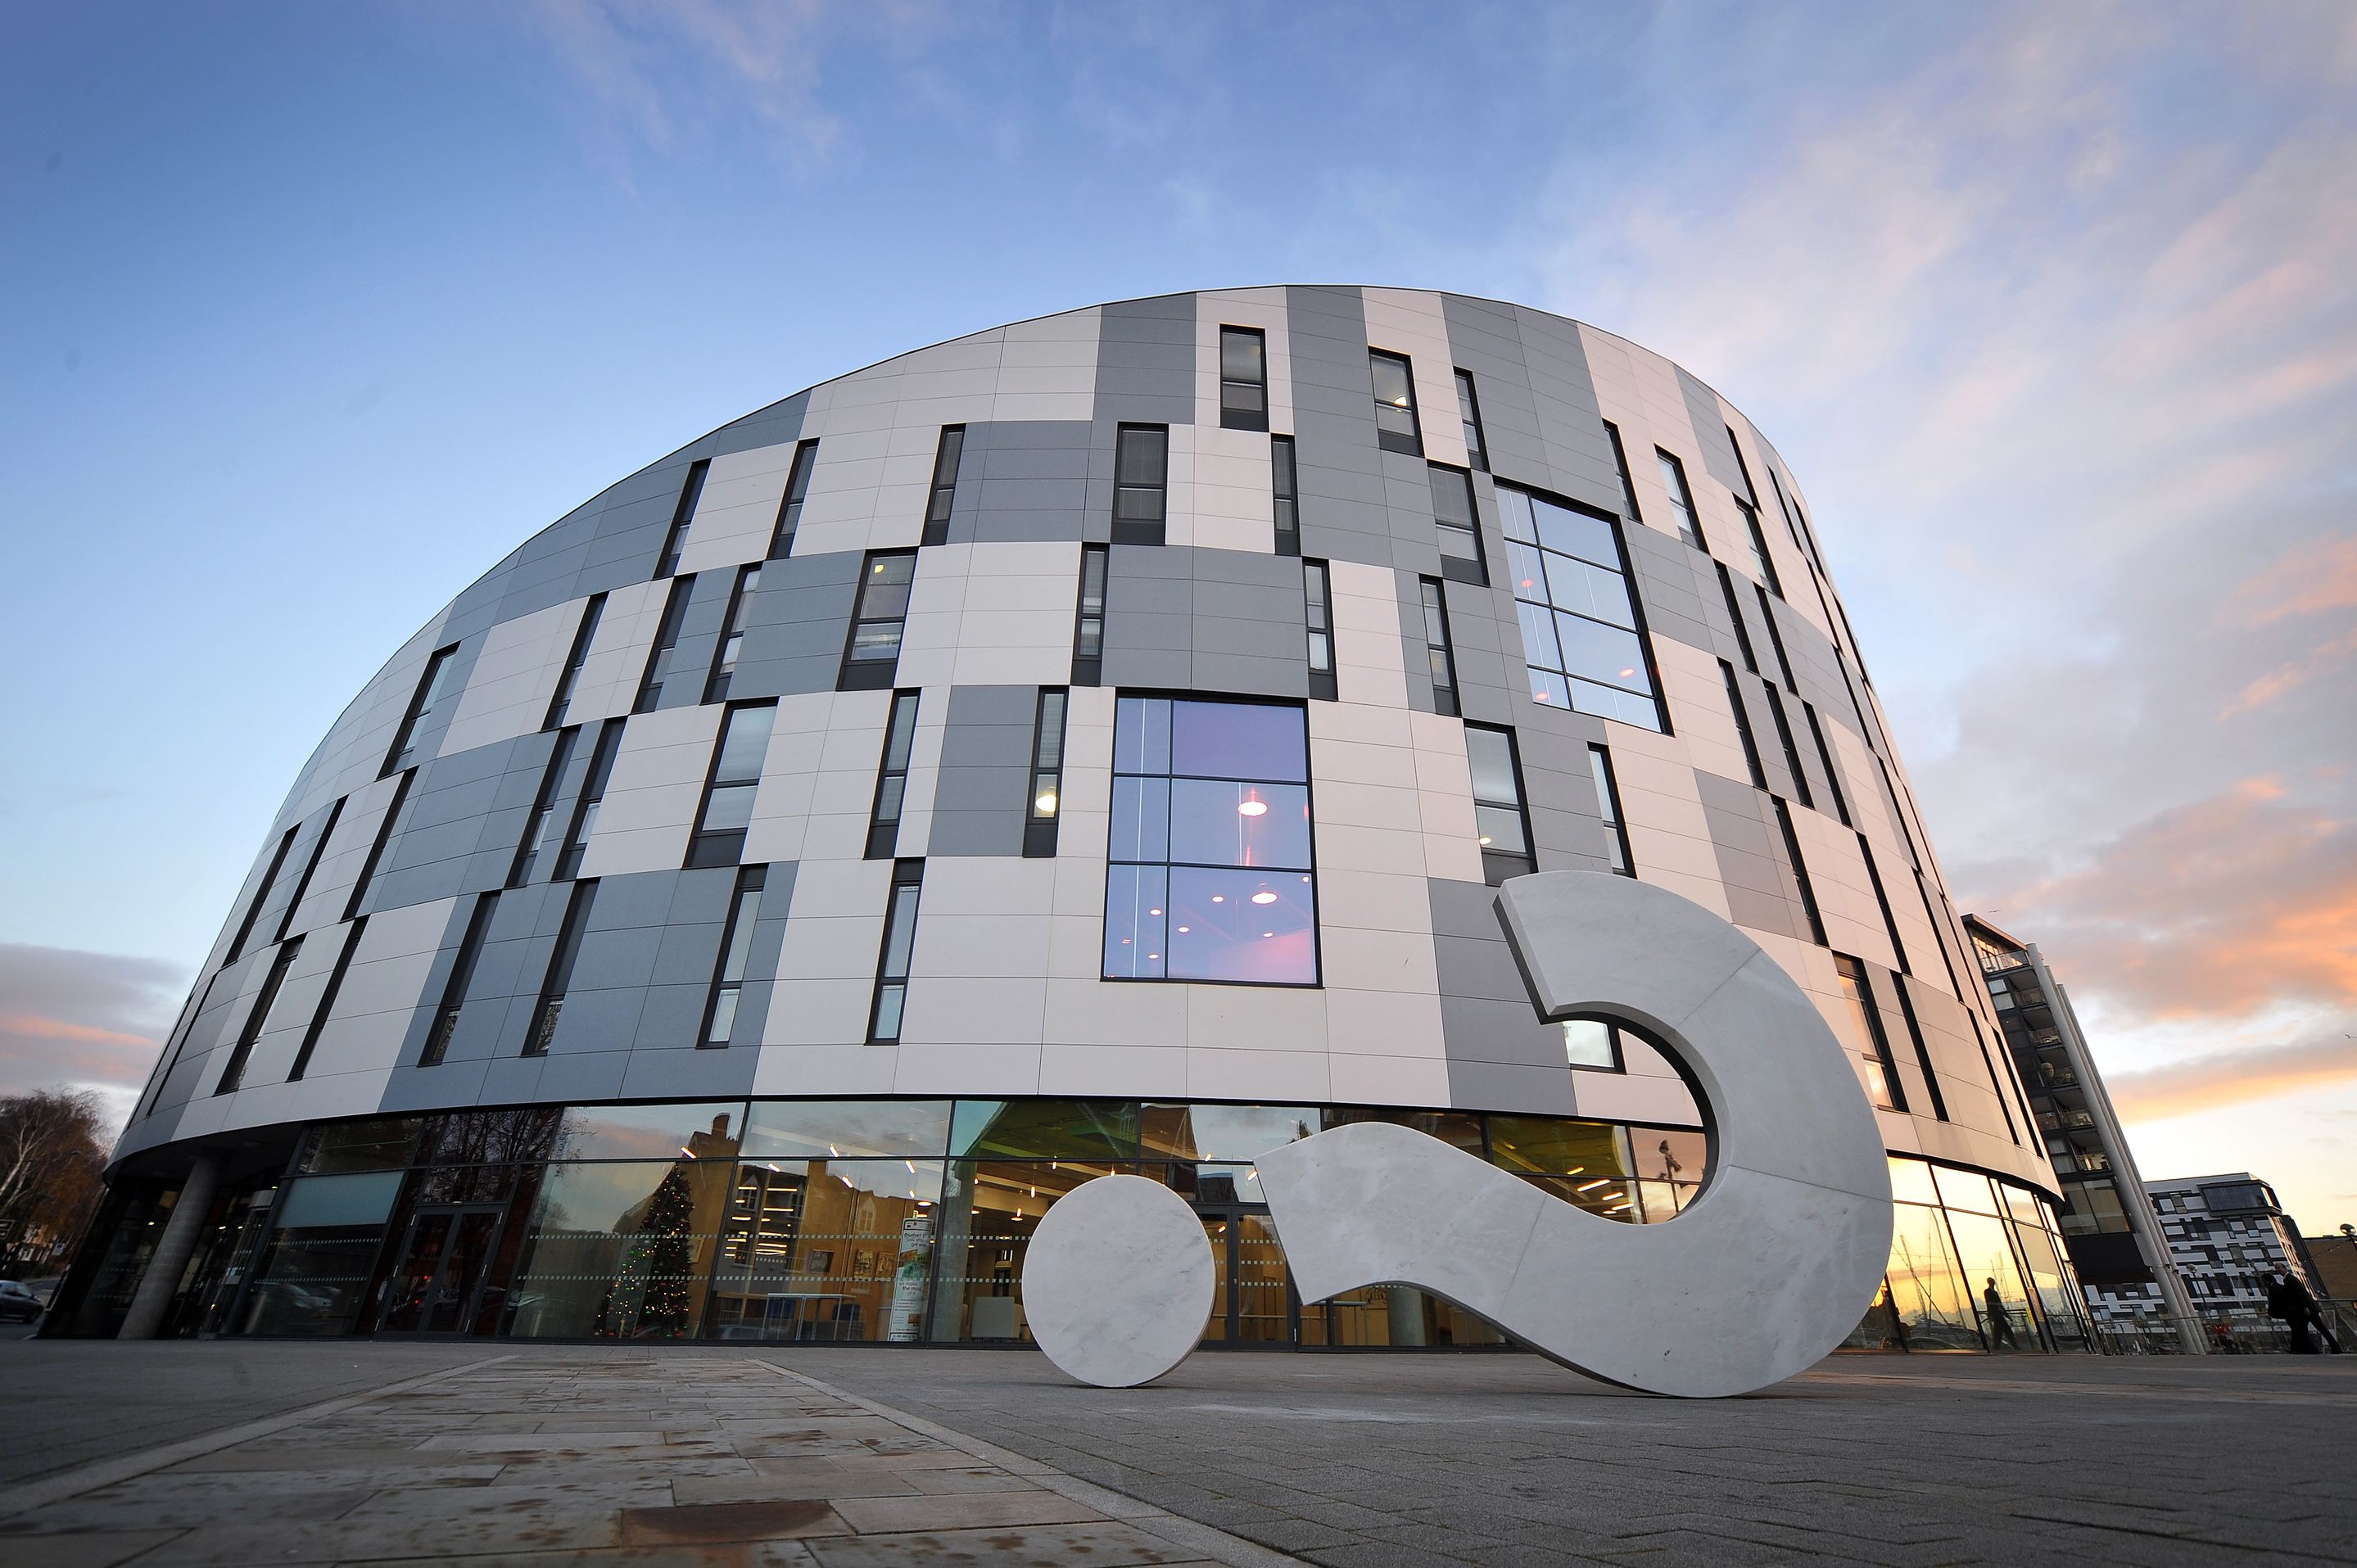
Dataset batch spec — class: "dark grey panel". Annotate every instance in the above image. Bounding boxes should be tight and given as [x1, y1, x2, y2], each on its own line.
[1622, 523, 1715, 659]
[1508, 306, 1623, 519]
[727, 550, 865, 700]
[1694, 771, 1804, 942]
[649, 570, 740, 713]
[956, 421, 1095, 545]
[1441, 294, 1547, 481]
[367, 734, 548, 915]
[1093, 294, 1197, 426]
[1286, 287, 1398, 573]
[928, 684, 1040, 858]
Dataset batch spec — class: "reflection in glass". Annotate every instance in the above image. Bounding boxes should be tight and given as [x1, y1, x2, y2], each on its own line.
[708, 1159, 944, 1342]
[741, 1100, 952, 1163]
[1886, 1202, 1978, 1349]
[501, 1155, 740, 1340]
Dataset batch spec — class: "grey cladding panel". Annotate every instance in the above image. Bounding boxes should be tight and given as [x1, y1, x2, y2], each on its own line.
[1093, 296, 1197, 425]
[928, 684, 1043, 858]
[729, 551, 865, 700]
[1675, 368, 1748, 495]
[957, 421, 1094, 545]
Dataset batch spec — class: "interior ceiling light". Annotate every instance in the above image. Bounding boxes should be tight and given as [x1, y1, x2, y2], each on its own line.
[1237, 799, 1268, 816]
[1034, 792, 1057, 814]
[1251, 891, 1278, 904]
[1478, 834, 1493, 846]
[1577, 1177, 1612, 1192]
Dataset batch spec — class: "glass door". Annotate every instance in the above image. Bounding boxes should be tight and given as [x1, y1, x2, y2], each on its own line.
[379, 1204, 505, 1335]
[1196, 1205, 1297, 1345]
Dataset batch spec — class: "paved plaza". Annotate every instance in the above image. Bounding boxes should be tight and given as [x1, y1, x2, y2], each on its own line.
[0, 1341, 2349, 1567]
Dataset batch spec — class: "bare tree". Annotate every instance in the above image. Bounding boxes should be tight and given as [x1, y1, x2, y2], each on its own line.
[0, 1089, 109, 1272]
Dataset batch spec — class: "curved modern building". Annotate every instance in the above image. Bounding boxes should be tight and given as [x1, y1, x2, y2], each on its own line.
[57, 288, 2088, 1353]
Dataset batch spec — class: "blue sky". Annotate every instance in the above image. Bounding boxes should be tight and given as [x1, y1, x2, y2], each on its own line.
[3, 2, 2352, 1227]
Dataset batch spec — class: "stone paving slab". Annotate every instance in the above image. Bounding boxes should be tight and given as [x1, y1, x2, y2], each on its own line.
[0, 1352, 1287, 1568]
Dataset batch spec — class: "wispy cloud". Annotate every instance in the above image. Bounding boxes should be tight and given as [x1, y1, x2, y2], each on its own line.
[0, 944, 183, 1131]
[2109, 1023, 2357, 1123]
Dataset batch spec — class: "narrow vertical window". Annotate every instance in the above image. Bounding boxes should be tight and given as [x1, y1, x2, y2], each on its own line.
[1588, 744, 1634, 877]
[1303, 561, 1338, 702]
[1419, 577, 1459, 718]
[1858, 832, 1911, 975]
[1834, 954, 1905, 1112]
[1772, 797, 1829, 946]
[1072, 545, 1108, 685]
[633, 576, 694, 712]
[869, 860, 925, 1042]
[509, 728, 579, 888]
[767, 439, 817, 560]
[287, 917, 366, 1082]
[1454, 369, 1487, 470]
[1725, 426, 1762, 508]
[701, 865, 767, 1048]
[1603, 421, 1643, 523]
[345, 770, 414, 920]
[921, 426, 965, 547]
[1111, 425, 1169, 545]
[1270, 435, 1300, 557]
[225, 826, 299, 967]
[1715, 562, 1759, 674]
[554, 719, 622, 882]
[1744, 505, 1785, 598]
[654, 459, 710, 578]
[1762, 683, 1814, 811]
[1654, 450, 1703, 549]
[1428, 463, 1486, 585]
[382, 644, 460, 777]
[423, 892, 498, 1067]
[839, 551, 916, 690]
[1465, 725, 1536, 885]
[1105, 697, 1316, 983]
[1025, 689, 1068, 859]
[688, 702, 776, 869]
[1767, 463, 1821, 569]
[544, 593, 607, 730]
[1219, 326, 1268, 432]
[1803, 701, 1851, 825]
[1719, 661, 1767, 789]
[1753, 581, 1797, 690]
[270, 799, 343, 947]
[1499, 483, 1664, 730]
[216, 937, 304, 1095]
[1369, 350, 1422, 455]
[704, 563, 762, 703]
[524, 880, 596, 1057]
[866, 690, 921, 860]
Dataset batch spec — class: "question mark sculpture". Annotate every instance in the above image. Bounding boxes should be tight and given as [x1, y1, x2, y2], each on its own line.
[1021, 871, 1895, 1397]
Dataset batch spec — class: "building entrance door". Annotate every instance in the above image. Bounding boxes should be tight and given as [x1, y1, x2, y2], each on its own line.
[1197, 1206, 1296, 1345]
[378, 1204, 507, 1335]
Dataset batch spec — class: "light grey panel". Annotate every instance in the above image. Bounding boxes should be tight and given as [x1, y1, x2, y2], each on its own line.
[1675, 367, 1749, 495]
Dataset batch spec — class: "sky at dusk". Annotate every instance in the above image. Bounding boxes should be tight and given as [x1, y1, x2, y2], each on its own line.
[2, 2, 2351, 1229]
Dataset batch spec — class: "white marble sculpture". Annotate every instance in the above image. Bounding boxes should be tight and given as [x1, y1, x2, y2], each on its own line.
[1027, 870, 1893, 1397]
[1020, 1173, 1215, 1387]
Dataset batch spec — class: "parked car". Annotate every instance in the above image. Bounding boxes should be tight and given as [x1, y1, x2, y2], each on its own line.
[0, 1280, 43, 1322]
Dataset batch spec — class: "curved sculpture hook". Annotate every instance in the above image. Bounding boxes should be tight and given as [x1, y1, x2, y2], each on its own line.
[1256, 871, 1892, 1397]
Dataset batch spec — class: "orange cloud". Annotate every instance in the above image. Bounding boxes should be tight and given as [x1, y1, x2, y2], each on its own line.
[2109, 1028, 2357, 1123]
[2220, 534, 2357, 627]
[1993, 779, 2357, 1019]
[2219, 626, 2357, 718]
[0, 1014, 155, 1049]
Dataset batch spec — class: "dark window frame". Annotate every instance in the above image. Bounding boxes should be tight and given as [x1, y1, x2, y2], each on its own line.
[422, 892, 499, 1068]
[553, 719, 623, 883]
[767, 439, 818, 560]
[1500, 480, 1668, 732]
[544, 592, 608, 730]
[1762, 681, 1813, 811]
[699, 865, 768, 1048]
[1464, 723, 1537, 886]
[1603, 421, 1643, 522]
[1454, 368, 1488, 470]
[1219, 326, 1269, 432]
[1772, 796, 1829, 947]
[523, 879, 596, 1058]
[1719, 660, 1767, 789]
[703, 563, 762, 703]
[687, 700, 778, 870]
[1427, 462, 1488, 586]
[1715, 561, 1760, 675]
[345, 770, 415, 920]
[1111, 423, 1170, 546]
[382, 643, 461, 778]
[287, 917, 367, 1083]
[1270, 435, 1300, 557]
[868, 859, 925, 1043]
[1303, 559, 1338, 702]
[921, 425, 966, 547]
[225, 825, 299, 969]
[1419, 576, 1459, 718]
[1588, 743, 1635, 877]
[1654, 449, 1703, 549]
[1893, 973, 1951, 1123]
[866, 689, 921, 861]
[839, 549, 916, 691]
[1369, 349, 1423, 456]
[215, 936, 305, 1096]
[654, 458, 711, 579]
[1072, 544, 1108, 685]
[509, 726, 580, 888]
[1024, 688, 1068, 860]
[1834, 952, 1907, 1113]
[633, 576, 695, 712]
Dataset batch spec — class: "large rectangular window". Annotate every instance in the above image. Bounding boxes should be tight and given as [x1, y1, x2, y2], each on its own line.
[1111, 425, 1169, 546]
[1654, 449, 1703, 549]
[1219, 326, 1268, 432]
[1419, 577, 1459, 718]
[1303, 560, 1338, 702]
[703, 564, 762, 703]
[921, 426, 965, 548]
[1588, 744, 1634, 877]
[1500, 484, 1663, 730]
[654, 459, 710, 579]
[1834, 954, 1905, 1112]
[525, 880, 596, 1057]
[1369, 350, 1422, 455]
[1270, 435, 1299, 557]
[767, 439, 817, 559]
[869, 860, 925, 1042]
[544, 593, 606, 730]
[509, 726, 579, 887]
[839, 551, 915, 690]
[1454, 369, 1488, 471]
[701, 865, 767, 1048]
[554, 719, 622, 882]
[1072, 545, 1107, 685]
[216, 937, 304, 1095]
[423, 892, 497, 1068]
[1025, 689, 1067, 860]
[382, 644, 460, 777]
[866, 690, 921, 861]
[688, 702, 776, 870]
[1428, 464, 1486, 585]
[1465, 725, 1536, 886]
[633, 577, 694, 712]
[1106, 697, 1316, 984]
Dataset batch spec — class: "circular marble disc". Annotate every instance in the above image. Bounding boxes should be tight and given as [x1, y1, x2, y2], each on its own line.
[1021, 1174, 1215, 1387]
